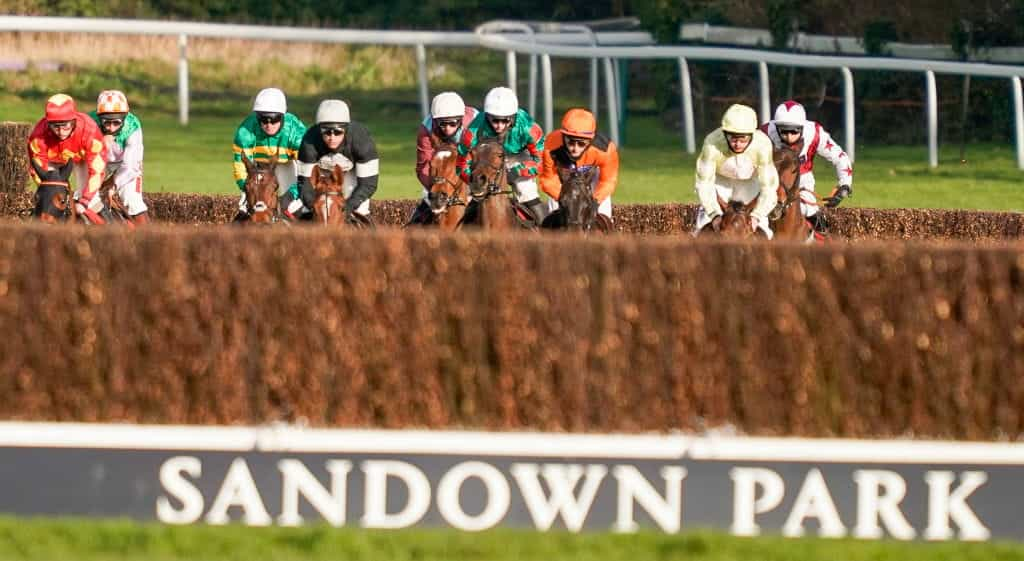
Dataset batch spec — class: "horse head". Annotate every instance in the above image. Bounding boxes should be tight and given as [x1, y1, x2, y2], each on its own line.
[427, 140, 467, 215]
[718, 196, 759, 239]
[469, 139, 507, 201]
[773, 146, 801, 202]
[311, 163, 347, 226]
[770, 146, 812, 242]
[242, 155, 280, 224]
[558, 166, 599, 231]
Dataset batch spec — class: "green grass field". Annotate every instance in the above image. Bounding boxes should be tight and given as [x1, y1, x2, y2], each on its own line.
[3, 63, 1024, 212]
[1, 517, 1021, 561]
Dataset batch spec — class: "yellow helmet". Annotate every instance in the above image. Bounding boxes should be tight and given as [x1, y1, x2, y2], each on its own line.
[721, 104, 758, 134]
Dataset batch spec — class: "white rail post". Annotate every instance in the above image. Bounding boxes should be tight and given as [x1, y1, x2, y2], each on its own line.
[926, 70, 938, 167]
[1013, 77, 1024, 170]
[758, 61, 770, 123]
[506, 51, 517, 94]
[603, 57, 620, 145]
[842, 67, 855, 162]
[529, 55, 538, 116]
[678, 57, 695, 154]
[416, 44, 429, 119]
[541, 54, 553, 133]
[590, 57, 599, 120]
[177, 33, 188, 126]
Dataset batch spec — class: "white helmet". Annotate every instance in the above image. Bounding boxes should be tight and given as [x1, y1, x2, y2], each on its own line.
[253, 87, 287, 114]
[431, 92, 465, 119]
[774, 101, 806, 128]
[483, 86, 518, 117]
[721, 104, 758, 134]
[316, 99, 351, 124]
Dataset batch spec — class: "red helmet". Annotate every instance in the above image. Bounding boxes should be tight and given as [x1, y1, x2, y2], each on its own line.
[45, 93, 77, 122]
[560, 108, 596, 139]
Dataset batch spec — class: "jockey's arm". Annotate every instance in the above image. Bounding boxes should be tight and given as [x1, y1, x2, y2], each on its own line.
[593, 141, 619, 203]
[694, 141, 724, 218]
[231, 126, 254, 190]
[81, 134, 107, 202]
[506, 122, 545, 180]
[455, 129, 475, 183]
[295, 137, 319, 209]
[415, 125, 434, 190]
[27, 136, 49, 186]
[817, 128, 854, 189]
[347, 124, 380, 209]
[752, 155, 781, 223]
[538, 145, 561, 200]
[113, 128, 143, 190]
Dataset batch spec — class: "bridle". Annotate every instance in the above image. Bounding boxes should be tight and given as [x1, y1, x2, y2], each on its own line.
[561, 172, 597, 230]
[245, 169, 281, 223]
[315, 187, 345, 224]
[470, 147, 512, 200]
[430, 174, 467, 211]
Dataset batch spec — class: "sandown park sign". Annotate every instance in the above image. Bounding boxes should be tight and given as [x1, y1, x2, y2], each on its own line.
[0, 422, 1021, 541]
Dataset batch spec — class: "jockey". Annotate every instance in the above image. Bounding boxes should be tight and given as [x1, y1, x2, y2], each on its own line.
[456, 86, 547, 223]
[408, 91, 479, 226]
[539, 108, 619, 221]
[297, 99, 379, 223]
[231, 87, 306, 222]
[90, 90, 149, 225]
[694, 104, 779, 238]
[27, 93, 109, 223]
[761, 100, 854, 240]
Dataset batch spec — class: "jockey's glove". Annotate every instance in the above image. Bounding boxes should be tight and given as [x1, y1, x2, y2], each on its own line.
[823, 185, 852, 208]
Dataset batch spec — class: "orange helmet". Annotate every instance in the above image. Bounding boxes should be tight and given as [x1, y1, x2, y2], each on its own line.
[560, 108, 596, 139]
[45, 93, 77, 122]
[97, 90, 129, 115]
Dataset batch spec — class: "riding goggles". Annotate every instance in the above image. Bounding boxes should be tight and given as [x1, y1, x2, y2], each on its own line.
[777, 126, 802, 135]
[100, 117, 124, 127]
[257, 113, 284, 125]
[435, 118, 461, 128]
[564, 136, 590, 148]
[487, 115, 513, 125]
[319, 125, 347, 137]
[47, 120, 74, 131]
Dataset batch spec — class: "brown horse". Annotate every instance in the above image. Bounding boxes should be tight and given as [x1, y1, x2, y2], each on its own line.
[241, 156, 281, 225]
[427, 139, 469, 231]
[769, 146, 812, 242]
[717, 196, 760, 239]
[310, 163, 347, 226]
[543, 166, 611, 233]
[464, 139, 515, 231]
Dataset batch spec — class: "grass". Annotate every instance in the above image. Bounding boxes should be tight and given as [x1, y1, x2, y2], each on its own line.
[0, 517, 1022, 561]
[1, 36, 1022, 212]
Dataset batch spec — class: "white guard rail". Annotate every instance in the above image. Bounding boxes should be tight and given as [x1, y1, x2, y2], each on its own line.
[2, 16, 1022, 168]
[477, 31, 1024, 169]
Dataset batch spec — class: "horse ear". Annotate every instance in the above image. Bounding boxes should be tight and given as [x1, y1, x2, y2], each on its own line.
[241, 154, 254, 173]
[332, 164, 344, 185]
[311, 165, 322, 185]
[745, 198, 759, 213]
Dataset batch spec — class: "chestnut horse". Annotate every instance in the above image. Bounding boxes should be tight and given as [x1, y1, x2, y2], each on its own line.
[241, 156, 281, 225]
[463, 139, 515, 231]
[716, 197, 760, 239]
[310, 163, 347, 226]
[427, 139, 469, 231]
[769, 146, 812, 242]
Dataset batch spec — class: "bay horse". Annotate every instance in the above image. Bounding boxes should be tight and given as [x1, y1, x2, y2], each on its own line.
[463, 139, 516, 231]
[241, 155, 281, 225]
[716, 196, 760, 239]
[30, 160, 106, 225]
[543, 166, 611, 233]
[427, 139, 469, 231]
[769, 146, 812, 242]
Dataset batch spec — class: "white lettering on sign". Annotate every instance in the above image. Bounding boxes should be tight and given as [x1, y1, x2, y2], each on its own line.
[924, 471, 990, 541]
[277, 459, 352, 527]
[730, 467, 785, 537]
[360, 460, 431, 529]
[436, 461, 511, 531]
[782, 468, 847, 538]
[204, 458, 272, 526]
[156, 456, 204, 524]
[612, 466, 687, 533]
[511, 463, 607, 531]
[853, 470, 916, 540]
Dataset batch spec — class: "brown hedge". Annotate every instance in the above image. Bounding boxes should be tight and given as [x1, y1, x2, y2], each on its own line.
[0, 122, 31, 194]
[0, 224, 1022, 440]
[0, 191, 1022, 241]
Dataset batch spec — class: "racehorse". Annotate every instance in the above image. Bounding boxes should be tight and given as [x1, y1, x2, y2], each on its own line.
[464, 139, 516, 231]
[427, 139, 469, 231]
[717, 196, 760, 239]
[769, 146, 812, 242]
[310, 163, 347, 226]
[30, 160, 107, 225]
[241, 155, 281, 225]
[543, 166, 612, 233]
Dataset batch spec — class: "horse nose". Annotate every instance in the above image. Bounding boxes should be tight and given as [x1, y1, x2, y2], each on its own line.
[253, 202, 268, 212]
